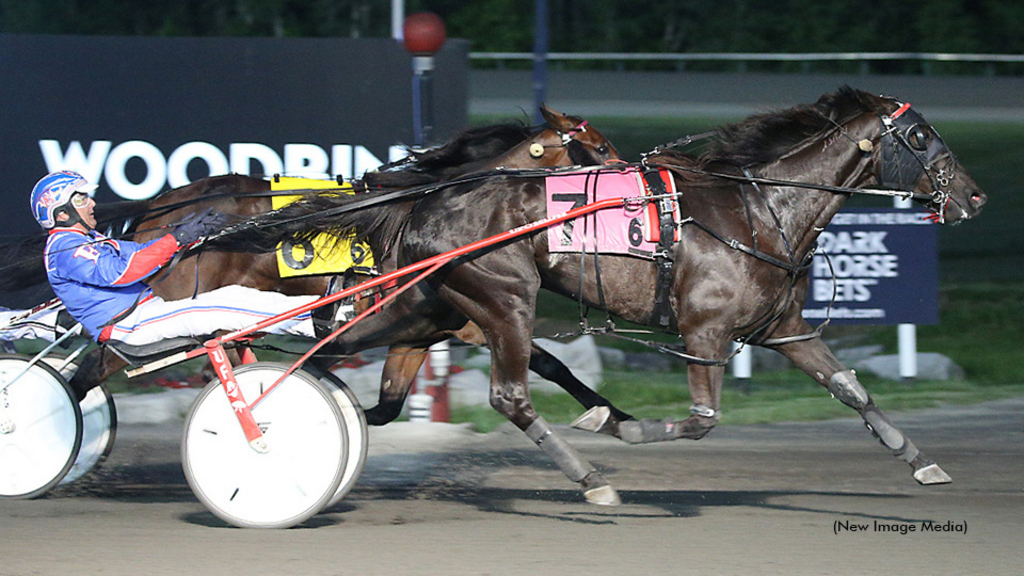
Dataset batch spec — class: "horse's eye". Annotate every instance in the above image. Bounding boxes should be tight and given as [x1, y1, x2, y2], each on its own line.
[597, 145, 608, 155]
[906, 125, 931, 151]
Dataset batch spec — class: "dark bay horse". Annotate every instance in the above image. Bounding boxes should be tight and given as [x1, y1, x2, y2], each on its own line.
[252, 87, 986, 505]
[2, 107, 626, 424]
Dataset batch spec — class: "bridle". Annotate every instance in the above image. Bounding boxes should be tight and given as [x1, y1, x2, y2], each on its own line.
[557, 119, 590, 145]
[877, 102, 959, 223]
[530, 120, 599, 162]
[645, 99, 962, 223]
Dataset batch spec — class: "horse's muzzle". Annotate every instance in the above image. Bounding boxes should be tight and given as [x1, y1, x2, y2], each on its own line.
[968, 190, 988, 213]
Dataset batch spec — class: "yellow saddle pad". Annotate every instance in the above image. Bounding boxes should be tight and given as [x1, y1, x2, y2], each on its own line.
[270, 176, 375, 278]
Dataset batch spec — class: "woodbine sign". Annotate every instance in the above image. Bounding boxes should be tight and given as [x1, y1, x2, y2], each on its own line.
[1, 33, 467, 235]
[37, 139, 404, 200]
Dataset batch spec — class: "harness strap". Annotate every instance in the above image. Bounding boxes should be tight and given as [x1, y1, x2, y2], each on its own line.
[641, 169, 678, 329]
[684, 218, 812, 275]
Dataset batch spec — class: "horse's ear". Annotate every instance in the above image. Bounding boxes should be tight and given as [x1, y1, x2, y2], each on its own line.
[539, 104, 571, 129]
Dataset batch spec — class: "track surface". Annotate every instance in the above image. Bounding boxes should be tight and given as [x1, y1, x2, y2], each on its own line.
[2, 396, 1022, 576]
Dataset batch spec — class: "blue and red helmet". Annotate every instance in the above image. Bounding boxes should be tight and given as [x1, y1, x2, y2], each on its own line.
[30, 171, 97, 229]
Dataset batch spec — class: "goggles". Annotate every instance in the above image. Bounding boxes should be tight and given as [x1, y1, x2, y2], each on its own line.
[70, 192, 92, 208]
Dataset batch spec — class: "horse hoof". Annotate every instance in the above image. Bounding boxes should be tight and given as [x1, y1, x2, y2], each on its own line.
[914, 463, 952, 485]
[571, 406, 617, 435]
[584, 484, 621, 506]
[616, 420, 646, 444]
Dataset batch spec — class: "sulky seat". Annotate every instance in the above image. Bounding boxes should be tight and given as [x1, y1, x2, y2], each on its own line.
[104, 337, 204, 367]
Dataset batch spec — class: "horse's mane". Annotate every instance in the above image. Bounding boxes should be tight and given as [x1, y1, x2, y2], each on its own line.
[220, 190, 412, 262]
[700, 86, 885, 170]
[363, 122, 534, 188]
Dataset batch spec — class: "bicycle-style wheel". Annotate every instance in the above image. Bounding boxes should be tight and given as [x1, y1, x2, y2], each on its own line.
[317, 371, 368, 508]
[61, 382, 117, 485]
[0, 354, 83, 499]
[182, 363, 348, 529]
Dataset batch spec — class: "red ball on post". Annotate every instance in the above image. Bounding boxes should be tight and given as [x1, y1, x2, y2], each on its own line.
[403, 12, 446, 55]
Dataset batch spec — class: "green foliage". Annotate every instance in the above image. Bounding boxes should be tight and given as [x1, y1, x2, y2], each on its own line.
[4, 0, 1024, 61]
[454, 366, 1024, 433]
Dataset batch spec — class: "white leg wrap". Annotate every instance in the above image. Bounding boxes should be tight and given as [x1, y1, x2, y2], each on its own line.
[525, 416, 595, 483]
[828, 370, 870, 410]
[863, 406, 920, 464]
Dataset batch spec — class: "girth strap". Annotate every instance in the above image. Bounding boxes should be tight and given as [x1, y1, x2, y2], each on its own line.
[641, 169, 677, 329]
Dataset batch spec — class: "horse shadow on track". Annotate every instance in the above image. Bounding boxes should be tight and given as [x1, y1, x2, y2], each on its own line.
[47, 440, 940, 529]
[320, 445, 936, 527]
[348, 485, 930, 526]
[170, 486, 932, 529]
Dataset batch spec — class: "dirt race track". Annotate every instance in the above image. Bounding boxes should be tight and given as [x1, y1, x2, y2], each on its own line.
[2, 395, 1022, 576]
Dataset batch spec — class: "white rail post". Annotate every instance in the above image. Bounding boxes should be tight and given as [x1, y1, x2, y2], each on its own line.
[894, 194, 918, 380]
[731, 342, 752, 381]
[391, 0, 404, 41]
[428, 340, 451, 422]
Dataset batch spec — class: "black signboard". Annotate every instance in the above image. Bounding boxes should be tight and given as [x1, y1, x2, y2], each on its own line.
[0, 33, 467, 241]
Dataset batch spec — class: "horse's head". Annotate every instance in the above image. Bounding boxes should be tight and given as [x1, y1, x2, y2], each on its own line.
[872, 97, 987, 224]
[496, 105, 619, 168]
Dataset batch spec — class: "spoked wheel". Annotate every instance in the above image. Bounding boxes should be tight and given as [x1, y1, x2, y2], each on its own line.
[182, 363, 348, 529]
[0, 353, 83, 499]
[61, 382, 117, 485]
[317, 371, 368, 508]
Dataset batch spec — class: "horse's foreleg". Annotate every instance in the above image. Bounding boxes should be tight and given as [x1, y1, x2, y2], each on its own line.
[769, 334, 951, 485]
[609, 329, 727, 444]
[363, 346, 427, 426]
[614, 359, 725, 444]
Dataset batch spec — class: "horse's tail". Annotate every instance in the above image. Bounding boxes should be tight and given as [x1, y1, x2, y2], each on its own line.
[221, 190, 411, 259]
[0, 232, 49, 292]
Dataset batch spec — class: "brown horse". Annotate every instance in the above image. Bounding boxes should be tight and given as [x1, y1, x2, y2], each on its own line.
[51, 106, 625, 424]
[251, 87, 986, 505]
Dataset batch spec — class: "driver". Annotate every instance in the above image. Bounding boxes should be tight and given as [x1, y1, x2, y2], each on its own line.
[31, 170, 349, 346]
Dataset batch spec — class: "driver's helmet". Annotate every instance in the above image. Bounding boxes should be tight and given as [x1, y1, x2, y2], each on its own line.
[30, 171, 97, 229]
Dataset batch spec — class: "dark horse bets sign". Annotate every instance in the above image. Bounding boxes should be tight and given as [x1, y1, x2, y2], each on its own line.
[803, 208, 939, 325]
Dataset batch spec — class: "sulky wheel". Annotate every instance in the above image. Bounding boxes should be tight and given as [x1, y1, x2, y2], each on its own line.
[0, 353, 83, 499]
[317, 371, 368, 508]
[61, 382, 117, 485]
[181, 362, 348, 529]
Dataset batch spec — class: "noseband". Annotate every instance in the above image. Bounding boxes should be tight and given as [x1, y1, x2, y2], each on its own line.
[878, 102, 957, 222]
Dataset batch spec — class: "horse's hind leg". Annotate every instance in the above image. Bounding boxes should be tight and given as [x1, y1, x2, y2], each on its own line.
[487, 331, 621, 506]
[452, 322, 635, 424]
[768, 329, 951, 485]
[363, 346, 426, 425]
[440, 271, 620, 506]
